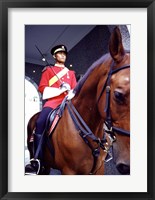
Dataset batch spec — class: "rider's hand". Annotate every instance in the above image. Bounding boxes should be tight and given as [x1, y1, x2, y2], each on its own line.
[60, 82, 71, 91]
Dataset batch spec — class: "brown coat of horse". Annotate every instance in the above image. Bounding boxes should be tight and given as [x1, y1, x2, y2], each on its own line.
[27, 26, 130, 175]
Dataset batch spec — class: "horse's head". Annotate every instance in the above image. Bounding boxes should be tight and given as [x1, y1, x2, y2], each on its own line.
[98, 26, 130, 174]
[109, 26, 130, 174]
[110, 67, 130, 174]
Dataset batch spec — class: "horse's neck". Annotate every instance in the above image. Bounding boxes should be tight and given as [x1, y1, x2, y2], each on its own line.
[72, 66, 107, 135]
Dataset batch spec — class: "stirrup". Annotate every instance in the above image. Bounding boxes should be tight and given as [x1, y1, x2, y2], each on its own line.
[25, 158, 40, 175]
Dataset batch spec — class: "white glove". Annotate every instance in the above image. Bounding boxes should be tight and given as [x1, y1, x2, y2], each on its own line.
[67, 89, 75, 100]
[60, 82, 71, 91]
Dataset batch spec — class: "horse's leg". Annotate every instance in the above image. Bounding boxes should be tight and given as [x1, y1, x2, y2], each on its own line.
[94, 161, 104, 175]
[27, 112, 40, 159]
[27, 125, 34, 159]
[92, 152, 106, 175]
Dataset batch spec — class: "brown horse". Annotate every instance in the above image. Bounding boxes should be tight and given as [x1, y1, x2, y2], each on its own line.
[26, 26, 130, 175]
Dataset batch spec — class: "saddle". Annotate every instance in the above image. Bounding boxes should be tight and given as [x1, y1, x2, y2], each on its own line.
[29, 97, 67, 143]
[47, 106, 61, 136]
[47, 97, 67, 135]
[29, 97, 68, 167]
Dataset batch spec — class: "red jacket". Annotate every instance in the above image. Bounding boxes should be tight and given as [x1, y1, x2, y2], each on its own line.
[38, 65, 77, 108]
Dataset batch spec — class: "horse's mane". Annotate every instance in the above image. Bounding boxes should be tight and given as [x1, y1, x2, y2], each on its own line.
[74, 53, 110, 95]
[74, 49, 130, 95]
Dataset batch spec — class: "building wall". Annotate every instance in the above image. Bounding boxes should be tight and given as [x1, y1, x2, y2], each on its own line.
[25, 62, 43, 86]
[66, 25, 111, 78]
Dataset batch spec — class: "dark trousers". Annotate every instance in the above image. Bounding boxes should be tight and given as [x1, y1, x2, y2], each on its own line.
[35, 107, 53, 136]
[34, 107, 53, 158]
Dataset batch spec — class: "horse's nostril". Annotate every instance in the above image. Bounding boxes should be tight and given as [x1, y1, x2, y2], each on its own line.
[116, 163, 130, 175]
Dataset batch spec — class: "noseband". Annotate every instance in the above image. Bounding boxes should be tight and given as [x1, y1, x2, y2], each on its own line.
[97, 61, 130, 142]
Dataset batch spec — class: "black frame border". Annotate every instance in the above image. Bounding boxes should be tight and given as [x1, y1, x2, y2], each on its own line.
[0, 0, 154, 199]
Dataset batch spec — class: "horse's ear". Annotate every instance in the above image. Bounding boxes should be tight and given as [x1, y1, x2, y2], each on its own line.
[109, 26, 125, 63]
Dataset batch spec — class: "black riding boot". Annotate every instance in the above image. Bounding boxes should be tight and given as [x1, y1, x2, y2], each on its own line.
[25, 134, 42, 175]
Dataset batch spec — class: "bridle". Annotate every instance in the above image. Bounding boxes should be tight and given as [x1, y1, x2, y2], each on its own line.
[66, 60, 130, 164]
[97, 61, 130, 145]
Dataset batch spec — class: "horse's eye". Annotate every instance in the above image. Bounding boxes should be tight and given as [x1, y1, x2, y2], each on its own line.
[114, 91, 125, 104]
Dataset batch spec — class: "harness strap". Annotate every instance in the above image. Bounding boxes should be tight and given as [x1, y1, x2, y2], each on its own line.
[98, 62, 130, 138]
[67, 106, 101, 174]
[111, 65, 130, 75]
[111, 126, 130, 136]
[98, 64, 130, 105]
[106, 65, 130, 137]
[67, 102, 101, 157]
[67, 101, 98, 141]
[46, 136, 55, 157]
[67, 102, 104, 175]
[97, 61, 114, 103]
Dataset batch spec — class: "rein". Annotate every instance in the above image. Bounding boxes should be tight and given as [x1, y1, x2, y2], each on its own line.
[66, 61, 130, 170]
[66, 100, 111, 174]
[66, 101, 106, 157]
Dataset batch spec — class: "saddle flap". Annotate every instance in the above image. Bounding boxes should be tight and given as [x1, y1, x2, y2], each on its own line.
[48, 114, 60, 136]
[47, 97, 68, 136]
[47, 107, 61, 136]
